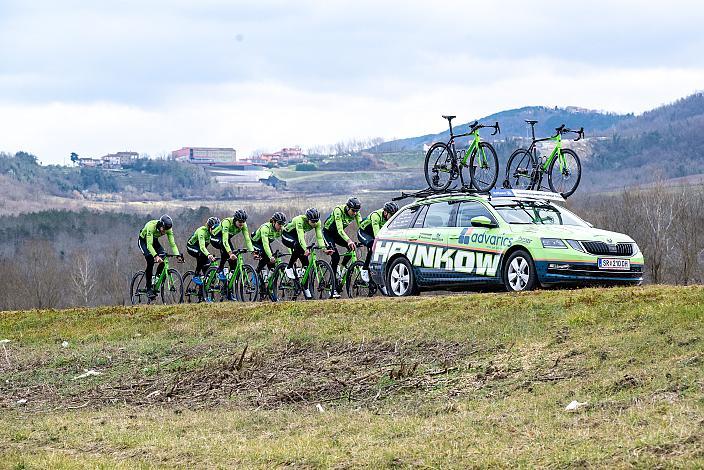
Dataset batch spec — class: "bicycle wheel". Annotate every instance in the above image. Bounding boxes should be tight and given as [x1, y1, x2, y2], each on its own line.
[309, 259, 334, 299]
[182, 271, 201, 303]
[236, 264, 259, 302]
[270, 264, 298, 302]
[548, 148, 581, 197]
[346, 260, 374, 299]
[463, 142, 499, 191]
[130, 271, 148, 305]
[202, 266, 221, 302]
[160, 268, 183, 304]
[504, 149, 534, 190]
[424, 142, 455, 191]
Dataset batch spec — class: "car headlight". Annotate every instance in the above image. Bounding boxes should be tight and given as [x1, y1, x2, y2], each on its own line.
[632, 242, 640, 256]
[566, 239, 584, 252]
[541, 238, 567, 249]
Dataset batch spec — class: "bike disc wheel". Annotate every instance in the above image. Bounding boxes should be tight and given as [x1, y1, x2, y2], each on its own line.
[236, 264, 259, 302]
[182, 271, 201, 303]
[463, 142, 499, 191]
[548, 148, 581, 197]
[346, 261, 373, 299]
[309, 259, 334, 299]
[424, 143, 455, 191]
[130, 271, 148, 305]
[271, 264, 298, 302]
[160, 268, 183, 304]
[504, 149, 534, 190]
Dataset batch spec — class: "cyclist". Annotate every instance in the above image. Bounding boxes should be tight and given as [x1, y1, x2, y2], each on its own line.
[323, 197, 362, 298]
[138, 215, 183, 300]
[186, 217, 220, 301]
[211, 209, 254, 280]
[251, 211, 287, 277]
[358, 201, 398, 296]
[281, 208, 333, 299]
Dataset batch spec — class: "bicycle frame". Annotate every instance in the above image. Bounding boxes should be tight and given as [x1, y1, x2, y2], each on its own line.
[459, 130, 489, 168]
[340, 249, 359, 285]
[225, 251, 247, 292]
[153, 257, 174, 291]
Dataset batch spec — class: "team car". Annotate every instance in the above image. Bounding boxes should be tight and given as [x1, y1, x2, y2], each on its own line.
[369, 189, 644, 296]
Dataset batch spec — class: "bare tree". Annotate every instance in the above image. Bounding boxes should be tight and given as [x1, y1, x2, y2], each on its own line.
[71, 252, 96, 305]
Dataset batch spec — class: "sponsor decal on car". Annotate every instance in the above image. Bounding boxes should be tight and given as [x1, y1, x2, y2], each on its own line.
[373, 240, 501, 276]
[457, 228, 513, 247]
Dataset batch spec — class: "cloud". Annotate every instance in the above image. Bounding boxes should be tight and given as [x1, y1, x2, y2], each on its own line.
[0, 0, 703, 163]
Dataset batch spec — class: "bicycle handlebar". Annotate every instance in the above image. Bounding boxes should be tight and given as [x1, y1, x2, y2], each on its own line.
[554, 124, 585, 141]
[469, 120, 501, 135]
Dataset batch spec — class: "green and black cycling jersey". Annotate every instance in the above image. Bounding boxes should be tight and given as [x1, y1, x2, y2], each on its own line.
[251, 222, 282, 258]
[188, 226, 212, 257]
[323, 205, 362, 243]
[359, 208, 387, 237]
[139, 219, 180, 257]
[284, 215, 325, 249]
[212, 217, 254, 253]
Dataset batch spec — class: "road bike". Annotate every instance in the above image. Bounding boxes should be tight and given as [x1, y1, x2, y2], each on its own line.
[183, 249, 259, 303]
[130, 254, 184, 305]
[424, 116, 500, 192]
[270, 244, 335, 301]
[503, 120, 584, 197]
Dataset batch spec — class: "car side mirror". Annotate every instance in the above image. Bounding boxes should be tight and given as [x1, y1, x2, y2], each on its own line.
[470, 216, 498, 228]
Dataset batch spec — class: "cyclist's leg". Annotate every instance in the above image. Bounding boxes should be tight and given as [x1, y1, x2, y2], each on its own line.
[323, 229, 340, 273]
[153, 239, 167, 278]
[138, 236, 155, 291]
[226, 236, 237, 271]
[210, 235, 226, 271]
[281, 231, 300, 269]
[357, 229, 374, 270]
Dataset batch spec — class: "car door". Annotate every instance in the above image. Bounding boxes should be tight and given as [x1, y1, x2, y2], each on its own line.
[410, 201, 458, 285]
[451, 200, 505, 282]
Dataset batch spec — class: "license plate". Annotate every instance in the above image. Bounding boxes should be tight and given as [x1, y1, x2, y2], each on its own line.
[598, 258, 630, 270]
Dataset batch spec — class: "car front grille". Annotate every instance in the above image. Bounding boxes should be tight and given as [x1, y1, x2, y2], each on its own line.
[581, 241, 634, 256]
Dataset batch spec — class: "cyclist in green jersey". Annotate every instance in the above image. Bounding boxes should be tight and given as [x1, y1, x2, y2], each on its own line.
[281, 208, 333, 299]
[210, 209, 253, 282]
[358, 201, 399, 295]
[138, 215, 183, 299]
[186, 217, 220, 296]
[251, 211, 287, 273]
[323, 197, 362, 298]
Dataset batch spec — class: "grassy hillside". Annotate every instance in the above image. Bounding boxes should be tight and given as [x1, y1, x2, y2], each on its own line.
[1, 286, 703, 468]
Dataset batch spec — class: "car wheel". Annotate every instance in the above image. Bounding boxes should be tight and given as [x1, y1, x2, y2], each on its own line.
[503, 250, 537, 292]
[385, 257, 415, 297]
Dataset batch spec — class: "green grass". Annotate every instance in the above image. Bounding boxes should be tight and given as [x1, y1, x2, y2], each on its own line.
[1, 286, 703, 468]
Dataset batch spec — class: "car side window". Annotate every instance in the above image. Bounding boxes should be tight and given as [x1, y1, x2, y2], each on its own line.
[411, 205, 428, 228]
[387, 206, 421, 230]
[423, 202, 456, 228]
[457, 201, 497, 227]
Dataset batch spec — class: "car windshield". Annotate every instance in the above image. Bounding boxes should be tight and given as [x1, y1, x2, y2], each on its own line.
[491, 200, 589, 227]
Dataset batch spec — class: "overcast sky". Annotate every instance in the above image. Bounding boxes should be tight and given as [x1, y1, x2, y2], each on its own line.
[1, 0, 703, 164]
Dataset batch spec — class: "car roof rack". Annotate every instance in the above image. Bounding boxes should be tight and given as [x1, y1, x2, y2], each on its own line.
[489, 188, 566, 203]
[393, 186, 491, 202]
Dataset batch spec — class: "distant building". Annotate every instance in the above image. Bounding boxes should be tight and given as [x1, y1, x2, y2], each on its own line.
[254, 146, 304, 165]
[172, 147, 237, 165]
[78, 157, 100, 168]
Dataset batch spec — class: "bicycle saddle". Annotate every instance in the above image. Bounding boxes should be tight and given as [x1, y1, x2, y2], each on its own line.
[525, 120, 538, 125]
[442, 115, 456, 121]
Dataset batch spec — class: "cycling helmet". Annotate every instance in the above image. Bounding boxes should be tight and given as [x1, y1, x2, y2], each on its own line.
[383, 201, 399, 215]
[271, 211, 287, 224]
[233, 209, 248, 222]
[305, 207, 320, 222]
[207, 216, 221, 229]
[346, 197, 362, 211]
[158, 214, 173, 230]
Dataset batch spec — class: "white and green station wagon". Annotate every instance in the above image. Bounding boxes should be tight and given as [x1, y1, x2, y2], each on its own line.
[369, 189, 645, 296]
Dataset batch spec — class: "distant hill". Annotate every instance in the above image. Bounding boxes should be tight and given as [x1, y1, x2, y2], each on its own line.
[373, 106, 631, 152]
[586, 93, 704, 189]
